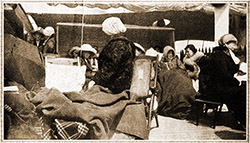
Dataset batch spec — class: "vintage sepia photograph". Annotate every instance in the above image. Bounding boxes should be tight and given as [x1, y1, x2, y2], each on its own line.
[1, 0, 249, 142]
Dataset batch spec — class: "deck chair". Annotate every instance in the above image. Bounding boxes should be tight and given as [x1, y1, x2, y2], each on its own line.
[195, 98, 223, 129]
[130, 55, 159, 130]
[195, 56, 224, 129]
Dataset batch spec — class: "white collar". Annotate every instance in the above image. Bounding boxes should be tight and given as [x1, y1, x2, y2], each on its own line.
[228, 49, 240, 65]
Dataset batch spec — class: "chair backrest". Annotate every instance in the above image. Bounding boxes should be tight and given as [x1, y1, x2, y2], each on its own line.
[45, 55, 81, 66]
[130, 56, 158, 99]
[45, 56, 86, 92]
[175, 40, 216, 57]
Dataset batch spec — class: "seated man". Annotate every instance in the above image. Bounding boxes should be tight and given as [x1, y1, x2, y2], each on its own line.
[28, 37, 148, 140]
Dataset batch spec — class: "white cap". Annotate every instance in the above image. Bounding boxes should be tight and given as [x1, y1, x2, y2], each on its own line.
[102, 17, 127, 36]
[163, 19, 170, 26]
[80, 44, 97, 55]
[43, 26, 55, 36]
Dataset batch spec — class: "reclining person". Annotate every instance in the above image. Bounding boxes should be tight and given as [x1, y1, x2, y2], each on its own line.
[28, 37, 148, 140]
[156, 46, 196, 119]
[159, 45, 185, 71]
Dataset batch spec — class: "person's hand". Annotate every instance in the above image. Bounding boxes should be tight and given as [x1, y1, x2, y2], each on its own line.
[239, 62, 247, 73]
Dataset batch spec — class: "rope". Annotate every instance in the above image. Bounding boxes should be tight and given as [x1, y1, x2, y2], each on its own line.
[80, 0, 85, 46]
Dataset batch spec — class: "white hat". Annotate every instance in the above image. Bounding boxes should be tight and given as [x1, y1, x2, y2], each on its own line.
[102, 17, 127, 36]
[43, 26, 55, 36]
[134, 42, 145, 53]
[218, 34, 238, 46]
[163, 19, 170, 26]
[80, 44, 97, 54]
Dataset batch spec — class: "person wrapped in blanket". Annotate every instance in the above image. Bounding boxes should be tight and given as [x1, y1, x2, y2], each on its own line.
[26, 37, 148, 140]
[159, 45, 185, 71]
[199, 34, 246, 129]
[156, 45, 196, 119]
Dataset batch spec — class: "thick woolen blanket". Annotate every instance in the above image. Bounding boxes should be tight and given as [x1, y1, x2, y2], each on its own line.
[157, 69, 196, 119]
[29, 85, 148, 139]
[4, 81, 44, 139]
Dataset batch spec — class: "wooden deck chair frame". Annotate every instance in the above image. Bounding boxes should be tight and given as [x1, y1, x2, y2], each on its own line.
[44, 55, 81, 67]
[130, 55, 159, 130]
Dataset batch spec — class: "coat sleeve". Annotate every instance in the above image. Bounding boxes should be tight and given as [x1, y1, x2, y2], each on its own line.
[211, 51, 239, 86]
[176, 57, 185, 70]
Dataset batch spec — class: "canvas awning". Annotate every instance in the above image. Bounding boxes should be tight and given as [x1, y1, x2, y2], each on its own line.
[50, 2, 246, 15]
[21, 2, 246, 16]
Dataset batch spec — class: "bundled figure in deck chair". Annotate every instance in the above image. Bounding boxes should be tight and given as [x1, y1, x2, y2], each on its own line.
[28, 37, 148, 140]
[159, 45, 185, 71]
[157, 46, 196, 119]
[200, 34, 246, 129]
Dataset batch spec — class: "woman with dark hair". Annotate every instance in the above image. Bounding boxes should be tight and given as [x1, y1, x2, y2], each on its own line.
[94, 37, 136, 93]
[27, 37, 148, 140]
[185, 44, 197, 54]
[183, 44, 204, 80]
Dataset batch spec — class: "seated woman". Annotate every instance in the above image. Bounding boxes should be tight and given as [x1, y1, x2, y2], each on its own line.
[183, 44, 204, 80]
[42, 26, 56, 54]
[27, 37, 148, 140]
[156, 46, 196, 119]
[159, 45, 185, 71]
[204, 34, 246, 128]
[68, 44, 98, 91]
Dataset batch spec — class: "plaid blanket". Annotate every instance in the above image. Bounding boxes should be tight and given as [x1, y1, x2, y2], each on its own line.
[53, 119, 89, 140]
[30, 86, 148, 139]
